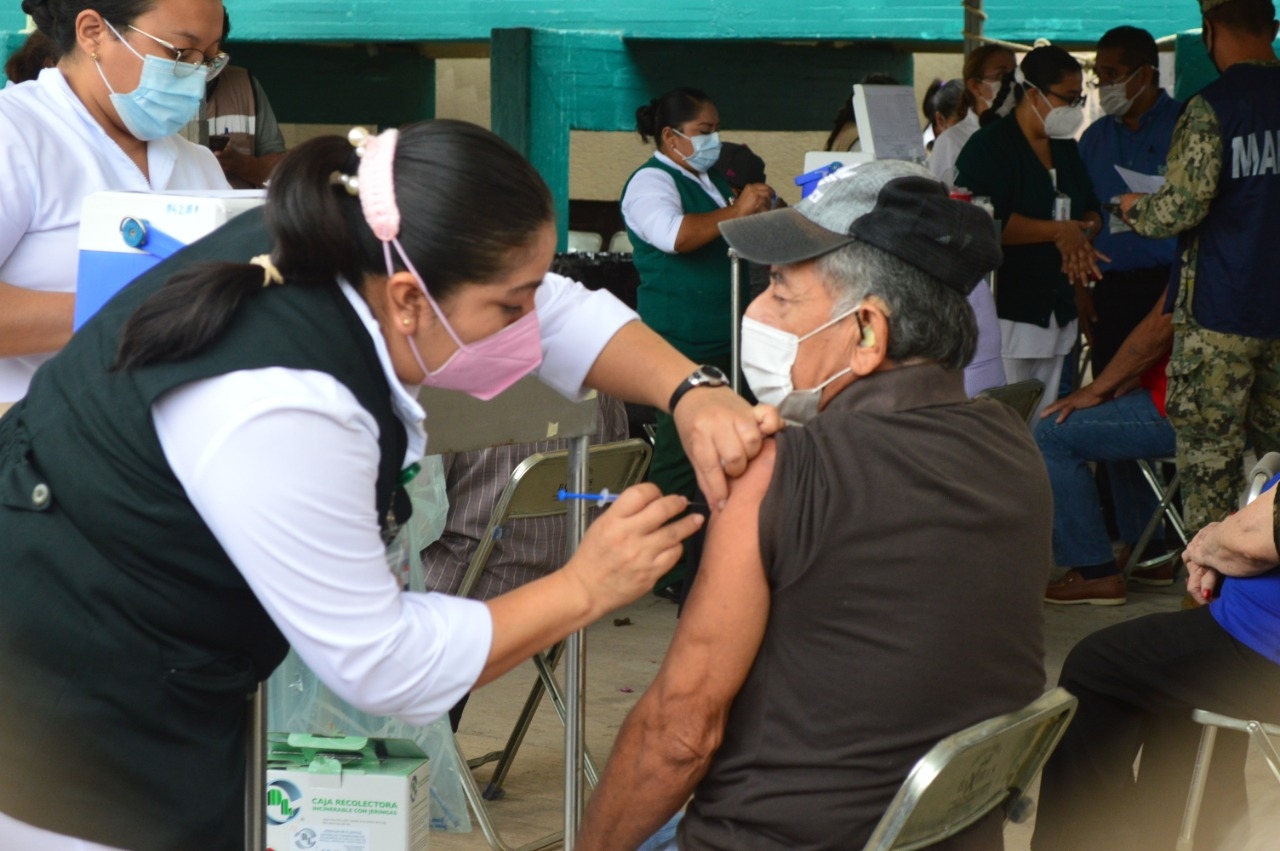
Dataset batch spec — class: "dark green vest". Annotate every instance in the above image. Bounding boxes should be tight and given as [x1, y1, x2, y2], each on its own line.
[623, 158, 745, 361]
[0, 208, 408, 850]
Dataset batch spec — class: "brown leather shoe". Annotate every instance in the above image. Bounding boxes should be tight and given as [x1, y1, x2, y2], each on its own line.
[1130, 558, 1178, 586]
[1045, 570, 1127, 606]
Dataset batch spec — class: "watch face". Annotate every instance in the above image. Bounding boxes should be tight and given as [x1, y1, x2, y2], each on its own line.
[699, 365, 728, 384]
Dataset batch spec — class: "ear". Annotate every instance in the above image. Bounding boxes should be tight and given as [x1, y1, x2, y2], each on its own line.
[849, 303, 890, 377]
[75, 9, 108, 59]
[384, 271, 435, 333]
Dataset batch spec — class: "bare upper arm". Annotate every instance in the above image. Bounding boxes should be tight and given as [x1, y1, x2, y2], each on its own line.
[646, 439, 776, 721]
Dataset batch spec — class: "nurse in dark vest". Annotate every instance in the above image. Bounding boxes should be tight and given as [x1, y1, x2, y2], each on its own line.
[620, 87, 776, 593]
[0, 120, 777, 851]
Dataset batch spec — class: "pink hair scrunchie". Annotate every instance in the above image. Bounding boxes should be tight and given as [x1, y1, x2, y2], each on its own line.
[355, 127, 401, 242]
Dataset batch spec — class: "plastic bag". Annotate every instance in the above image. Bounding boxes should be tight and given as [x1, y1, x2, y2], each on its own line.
[266, 651, 472, 833]
[265, 455, 472, 832]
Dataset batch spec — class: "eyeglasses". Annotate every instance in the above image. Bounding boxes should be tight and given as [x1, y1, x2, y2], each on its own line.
[1087, 66, 1140, 90]
[1044, 89, 1088, 109]
[124, 24, 230, 80]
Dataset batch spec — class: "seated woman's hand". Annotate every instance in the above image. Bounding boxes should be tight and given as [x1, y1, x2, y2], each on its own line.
[565, 484, 704, 617]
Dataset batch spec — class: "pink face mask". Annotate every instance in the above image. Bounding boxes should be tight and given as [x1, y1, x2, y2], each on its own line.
[396, 241, 543, 400]
[355, 128, 544, 400]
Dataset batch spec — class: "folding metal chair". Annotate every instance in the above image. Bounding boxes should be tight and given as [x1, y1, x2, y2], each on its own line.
[861, 687, 1078, 851]
[1175, 453, 1280, 851]
[1119, 456, 1190, 581]
[977, 378, 1045, 425]
[1177, 712, 1280, 851]
[451, 438, 652, 851]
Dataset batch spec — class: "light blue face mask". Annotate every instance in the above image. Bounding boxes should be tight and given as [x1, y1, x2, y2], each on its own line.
[95, 20, 207, 141]
[672, 129, 722, 173]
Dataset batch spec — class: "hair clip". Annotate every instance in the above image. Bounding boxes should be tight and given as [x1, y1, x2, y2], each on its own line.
[249, 254, 284, 287]
[329, 171, 359, 196]
[348, 126, 371, 156]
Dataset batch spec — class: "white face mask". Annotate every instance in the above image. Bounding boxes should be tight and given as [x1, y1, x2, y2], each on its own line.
[1031, 88, 1085, 139]
[741, 306, 858, 425]
[1099, 68, 1146, 117]
[978, 78, 1016, 118]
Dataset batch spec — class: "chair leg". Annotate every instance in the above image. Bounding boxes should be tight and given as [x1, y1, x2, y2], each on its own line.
[1123, 463, 1186, 581]
[1248, 722, 1280, 786]
[484, 644, 563, 797]
[1177, 724, 1219, 851]
[483, 643, 601, 797]
[451, 733, 564, 851]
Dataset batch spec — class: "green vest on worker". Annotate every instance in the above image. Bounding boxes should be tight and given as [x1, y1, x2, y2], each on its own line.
[623, 157, 745, 361]
[0, 208, 408, 851]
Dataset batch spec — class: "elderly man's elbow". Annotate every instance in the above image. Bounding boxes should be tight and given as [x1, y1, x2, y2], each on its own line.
[640, 694, 726, 781]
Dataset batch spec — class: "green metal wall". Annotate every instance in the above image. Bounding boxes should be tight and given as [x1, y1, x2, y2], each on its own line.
[0, 0, 1206, 51]
[491, 30, 911, 242]
[195, 0, 1203, 46]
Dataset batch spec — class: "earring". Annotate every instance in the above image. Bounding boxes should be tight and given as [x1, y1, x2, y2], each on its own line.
[402, 317, 412, 326]
[91, 51, 98, 61]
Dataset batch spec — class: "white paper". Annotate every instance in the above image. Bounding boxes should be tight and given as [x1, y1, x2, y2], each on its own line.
[852, 85, 927, 163]
[1115, 165, 1166, 195]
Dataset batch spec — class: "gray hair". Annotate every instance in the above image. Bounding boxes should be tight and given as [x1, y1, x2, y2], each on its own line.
[813, 241, 978, 371]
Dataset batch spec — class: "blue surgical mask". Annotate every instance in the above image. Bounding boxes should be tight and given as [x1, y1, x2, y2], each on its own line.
[95, 20, 207, 141]
[672, 129, 722, 173]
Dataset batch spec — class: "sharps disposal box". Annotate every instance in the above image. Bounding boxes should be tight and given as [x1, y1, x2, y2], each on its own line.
[265, 734, 430, 851]
[74, 190, 265, 330]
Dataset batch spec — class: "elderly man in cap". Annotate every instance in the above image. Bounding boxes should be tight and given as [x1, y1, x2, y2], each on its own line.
[1119, 0, 1280, 534]
[578, 160, 1051, 851]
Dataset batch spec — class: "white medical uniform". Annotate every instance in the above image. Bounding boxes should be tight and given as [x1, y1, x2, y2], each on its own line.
[927, 110, 981, 187]
[621, 150, 728, 252]
[0, 272, 639, 850]
[0, 67, 229, 402]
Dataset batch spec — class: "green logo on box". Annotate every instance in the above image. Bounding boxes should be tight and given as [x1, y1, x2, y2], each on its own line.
[266, 779, 303, 825]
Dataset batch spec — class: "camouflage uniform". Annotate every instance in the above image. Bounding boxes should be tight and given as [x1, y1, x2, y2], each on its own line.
[1130, 62, 1280, 530]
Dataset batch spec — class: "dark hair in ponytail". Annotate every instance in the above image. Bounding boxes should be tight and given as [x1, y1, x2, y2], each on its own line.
[23, 0, 157, 56]
[115, 120, 555, 370]
[978, 72, 1020, 126]
[635, 87, 713, 147]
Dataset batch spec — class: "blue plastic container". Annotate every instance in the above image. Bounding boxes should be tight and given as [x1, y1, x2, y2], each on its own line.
[793, 162, 843, 199]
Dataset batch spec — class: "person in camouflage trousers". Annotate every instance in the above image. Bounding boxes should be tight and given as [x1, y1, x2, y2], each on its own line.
[1121, 0, 1280, 531]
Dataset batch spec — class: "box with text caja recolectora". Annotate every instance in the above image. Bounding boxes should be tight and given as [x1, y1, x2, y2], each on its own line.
[266, 734, 429, 851]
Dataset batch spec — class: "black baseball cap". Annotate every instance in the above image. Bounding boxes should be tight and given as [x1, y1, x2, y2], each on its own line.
[718, 160, 1001, 294]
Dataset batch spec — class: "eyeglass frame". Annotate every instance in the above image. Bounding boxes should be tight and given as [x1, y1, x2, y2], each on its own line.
[1087, 65, 1146, 90]
[1040, 88, 1088, 109]
[120, 23, 230, 80]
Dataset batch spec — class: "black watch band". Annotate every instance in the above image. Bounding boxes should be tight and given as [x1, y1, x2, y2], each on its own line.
[668, 365, 729, 413]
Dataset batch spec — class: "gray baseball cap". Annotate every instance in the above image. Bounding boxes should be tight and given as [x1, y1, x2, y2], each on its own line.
[718, 160, 1002, 295]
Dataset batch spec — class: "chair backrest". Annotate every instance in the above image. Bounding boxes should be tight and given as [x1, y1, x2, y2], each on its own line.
[455, 438, 653, 598]
[1246, 451, 1280, 505]
[566, 230, 604, 253]
[861, 687, 1078, 851]
[977, 379, 1045, 425]
[608, 230, 634, 254]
